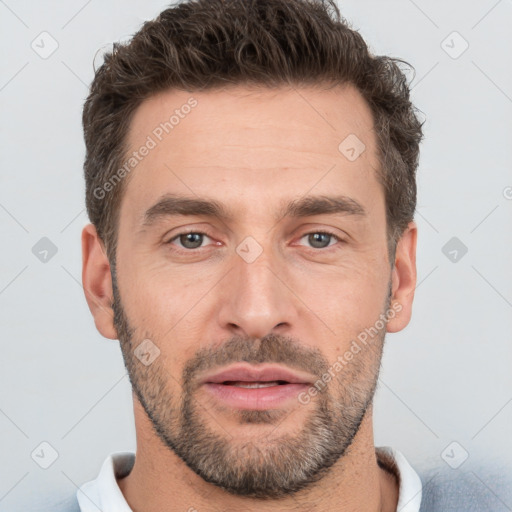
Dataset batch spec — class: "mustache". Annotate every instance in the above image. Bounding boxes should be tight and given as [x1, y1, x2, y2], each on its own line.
[182, 333, 330, 389]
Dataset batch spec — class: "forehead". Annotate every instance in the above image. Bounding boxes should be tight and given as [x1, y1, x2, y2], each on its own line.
[121, 84, 382, 222]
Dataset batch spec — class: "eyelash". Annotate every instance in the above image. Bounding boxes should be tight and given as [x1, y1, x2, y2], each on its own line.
[165, 229, 344, 253]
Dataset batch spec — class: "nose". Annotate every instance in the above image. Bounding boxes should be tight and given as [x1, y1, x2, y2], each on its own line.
[217, 244, 298, 339]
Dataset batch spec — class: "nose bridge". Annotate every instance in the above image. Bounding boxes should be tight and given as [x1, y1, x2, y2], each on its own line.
[218, 237, 297, 337]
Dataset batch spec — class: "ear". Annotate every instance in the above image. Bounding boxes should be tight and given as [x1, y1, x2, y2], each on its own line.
[386, 221, 417, 333]
[81, 223, 117, 340]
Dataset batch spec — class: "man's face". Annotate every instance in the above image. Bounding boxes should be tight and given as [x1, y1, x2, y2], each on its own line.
[110, 85, 396, 497]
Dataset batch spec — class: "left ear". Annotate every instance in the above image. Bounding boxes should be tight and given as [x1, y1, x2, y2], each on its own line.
[386, 221, 417, 333]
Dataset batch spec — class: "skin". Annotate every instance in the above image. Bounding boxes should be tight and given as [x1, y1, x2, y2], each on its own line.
[82, 84, 417, 511]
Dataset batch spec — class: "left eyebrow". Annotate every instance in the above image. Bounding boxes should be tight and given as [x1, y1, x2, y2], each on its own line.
[140, 193, 367, 227]
[278, 194, 366, 220]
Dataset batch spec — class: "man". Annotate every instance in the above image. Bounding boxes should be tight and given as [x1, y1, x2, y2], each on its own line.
[78, 0, 425, 510]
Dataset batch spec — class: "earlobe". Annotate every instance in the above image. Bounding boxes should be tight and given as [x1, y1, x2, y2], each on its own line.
[81, 223, 118, 340]
[386, 222, 417, 334]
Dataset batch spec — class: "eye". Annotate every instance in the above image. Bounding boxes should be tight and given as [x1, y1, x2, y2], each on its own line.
[298, 231, 343, 249]
[167, 231, 213, 250]
[165, 230, 344, 253]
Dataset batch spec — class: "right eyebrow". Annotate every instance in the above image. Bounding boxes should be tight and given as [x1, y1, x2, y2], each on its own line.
[141, 195, 234, 227]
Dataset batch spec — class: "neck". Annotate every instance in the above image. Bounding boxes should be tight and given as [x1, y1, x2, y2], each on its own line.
[118, 398, 398, 512]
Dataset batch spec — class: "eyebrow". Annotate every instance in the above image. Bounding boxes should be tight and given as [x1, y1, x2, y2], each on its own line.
[141, 193, 366, 227]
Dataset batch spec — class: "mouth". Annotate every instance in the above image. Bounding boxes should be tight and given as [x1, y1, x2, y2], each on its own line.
[221, 380, 290, 388]
[200, 364, 313, 410]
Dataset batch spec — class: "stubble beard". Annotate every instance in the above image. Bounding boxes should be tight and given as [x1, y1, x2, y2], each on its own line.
[111, 270, 388, 499]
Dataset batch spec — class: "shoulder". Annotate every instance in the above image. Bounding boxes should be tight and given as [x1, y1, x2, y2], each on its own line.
[418, 464, 512, 512]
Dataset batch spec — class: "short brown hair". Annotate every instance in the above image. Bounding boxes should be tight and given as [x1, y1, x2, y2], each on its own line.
[83, 0, 424, 263]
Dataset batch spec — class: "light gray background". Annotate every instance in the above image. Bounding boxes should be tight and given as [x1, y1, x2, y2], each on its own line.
[1, 0, 511, 510]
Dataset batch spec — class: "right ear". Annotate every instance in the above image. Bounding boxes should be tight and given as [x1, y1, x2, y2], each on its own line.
[81, 223, 118, 340]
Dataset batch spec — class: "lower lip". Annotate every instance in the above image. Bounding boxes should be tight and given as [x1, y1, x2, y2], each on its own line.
[202, 383, 310, 410]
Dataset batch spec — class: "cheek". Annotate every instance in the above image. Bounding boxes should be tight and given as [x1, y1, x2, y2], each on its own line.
[296, 257, 390, 348]
[120, 250, 206, 314]
[118, 258, 222, 373]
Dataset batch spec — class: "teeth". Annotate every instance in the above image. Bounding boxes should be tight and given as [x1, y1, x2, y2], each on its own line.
[227, 381, 282, 388]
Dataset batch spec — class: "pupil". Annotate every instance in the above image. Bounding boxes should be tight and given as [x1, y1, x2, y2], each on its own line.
[178, 233, 331, 249]
[181, 233, 202, 248]
[310, 233, 329, 248]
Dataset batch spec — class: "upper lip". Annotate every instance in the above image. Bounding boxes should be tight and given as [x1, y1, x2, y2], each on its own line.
[200, 363, 314, 385]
